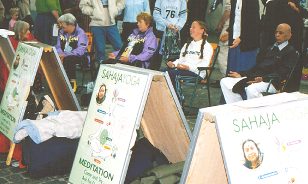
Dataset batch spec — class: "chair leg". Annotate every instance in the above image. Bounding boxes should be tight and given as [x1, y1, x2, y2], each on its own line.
[81, 69, 85, 86]
[189, 81, 198, 110]
[207, 84, 211, 106]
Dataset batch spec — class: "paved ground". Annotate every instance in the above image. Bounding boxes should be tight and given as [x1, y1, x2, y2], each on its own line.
[1, 36, 308, 183]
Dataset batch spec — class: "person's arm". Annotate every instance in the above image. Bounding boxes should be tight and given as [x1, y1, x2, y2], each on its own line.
[144, 0, 151, 14]
[186, 43, 213, 74]
[175, 0, 187, 30]
[172, 43, 186, 67]
[129, 34, 158, 63]
[79, 0, 94, 16]
[276, 49, 298, 80]
[153, 0, 170, 29]
[55, 33, 65, 56]
[64, 31, 88, 57]
[46, 0, 61, 20]
[216, 0, 231, 32]
[0, 1, 5, 21]
[115, 0, 125, 16]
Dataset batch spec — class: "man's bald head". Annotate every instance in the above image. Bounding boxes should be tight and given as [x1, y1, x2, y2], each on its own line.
[275, 23, 292, 43]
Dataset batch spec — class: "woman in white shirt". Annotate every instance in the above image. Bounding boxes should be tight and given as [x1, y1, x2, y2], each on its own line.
[166, 20, 213, 88]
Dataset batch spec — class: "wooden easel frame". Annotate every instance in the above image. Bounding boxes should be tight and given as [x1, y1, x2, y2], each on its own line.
[0, 41, 81, 166]
[180, 111, 228, 184]
[69, 64, 192, 183]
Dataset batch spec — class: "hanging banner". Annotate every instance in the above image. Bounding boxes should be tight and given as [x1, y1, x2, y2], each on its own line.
[69, 64, 152, 184]
[0, 42, 42, 140]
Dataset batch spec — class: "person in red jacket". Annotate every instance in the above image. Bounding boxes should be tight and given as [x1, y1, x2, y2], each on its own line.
[0, 20, 35, 168]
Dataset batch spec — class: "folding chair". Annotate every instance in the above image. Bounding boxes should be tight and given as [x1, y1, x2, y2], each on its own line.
[175, 43, 220, 110]
[262, 51, 300, 96]
[80, 32, 96, 86]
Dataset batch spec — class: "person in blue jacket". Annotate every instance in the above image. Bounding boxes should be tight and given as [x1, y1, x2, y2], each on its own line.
[152, 0, 187, 70]
[108, 12, 157, 69]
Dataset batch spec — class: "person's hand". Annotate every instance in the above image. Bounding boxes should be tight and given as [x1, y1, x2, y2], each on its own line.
[168, 24, 178, 32]
[167, 61, 176, 68]
[59, 54, 65, 64]
[220, 32, 229, 42]
[228, 71, 241, 78]
[119, 56, 129, 63]
[108, 53, 116, 59]
[177, 64, 189, 70]
[168, 24, 175, 30]
[216, 23, 224, 33]
[230, 37, 241, 48]
[288, 2, 300, 13]
[247, 77, 263, 84]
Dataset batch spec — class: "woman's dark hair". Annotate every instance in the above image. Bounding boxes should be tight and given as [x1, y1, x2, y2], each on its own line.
[96, 84, 107, 104]
[242, 139, 263, 169]
[182, 20, 208, 59]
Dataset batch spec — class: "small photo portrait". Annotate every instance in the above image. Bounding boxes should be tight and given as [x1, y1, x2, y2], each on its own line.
[242, 139, 263, 169]
[13, 54, 20, 70]
[96, 84, 107, 105]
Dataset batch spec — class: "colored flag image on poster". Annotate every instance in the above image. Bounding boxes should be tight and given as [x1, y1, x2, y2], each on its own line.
[215, 99, 308, 184]
[0, 43, 42, 140]
[69, 65, 152, 184]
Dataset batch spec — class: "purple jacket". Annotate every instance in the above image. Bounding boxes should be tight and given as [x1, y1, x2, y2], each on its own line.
[56, 24, 88, 57]
[114, 27, 157, 68]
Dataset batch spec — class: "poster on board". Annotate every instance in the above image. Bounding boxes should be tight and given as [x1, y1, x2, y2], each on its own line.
[215, 94, 308, 184]
[0, 42, 42, 140]
[69, 64, 152, 184]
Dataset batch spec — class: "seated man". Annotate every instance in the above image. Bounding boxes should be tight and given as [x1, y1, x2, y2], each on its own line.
[221, 23, 298, 104]
[55, 13, 88, 91]
[108, 12, 157, 69]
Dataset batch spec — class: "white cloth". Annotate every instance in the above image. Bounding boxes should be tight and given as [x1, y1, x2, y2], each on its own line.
[172, 40, 213, 78]
[220, 77, 277, 104]
[14, 111, 87, 144]
[233, 0, 242, 39]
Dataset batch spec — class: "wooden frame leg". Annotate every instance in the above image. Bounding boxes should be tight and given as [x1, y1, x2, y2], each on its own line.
[6, 142, 15, 166]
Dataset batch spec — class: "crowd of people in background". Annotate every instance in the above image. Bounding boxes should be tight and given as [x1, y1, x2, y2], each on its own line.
[0, 0, 307, 173]
[0, 0, 307, 100]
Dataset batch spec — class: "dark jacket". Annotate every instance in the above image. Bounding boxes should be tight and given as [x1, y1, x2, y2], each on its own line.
[260, 0, 303, 52]
[228, 0, 260, 51]
[239, 43, 298, 90]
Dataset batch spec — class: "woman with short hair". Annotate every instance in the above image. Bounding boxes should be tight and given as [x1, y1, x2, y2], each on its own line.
[108, 12, 157, 69]
[55, 13, 88, 90]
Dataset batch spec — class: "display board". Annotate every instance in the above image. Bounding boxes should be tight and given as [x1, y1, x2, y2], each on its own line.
[0, 41, 80, 165]
[0, 42, 42, 140]
[181, 92, 308, 184]
[69, 64, 192, 184]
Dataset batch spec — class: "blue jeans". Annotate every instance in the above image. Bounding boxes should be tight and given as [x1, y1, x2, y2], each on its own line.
[167, 68, 200, 89]
[91, 25, 123, 62]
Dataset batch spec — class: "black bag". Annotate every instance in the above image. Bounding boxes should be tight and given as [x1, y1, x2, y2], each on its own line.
[22, 136, 79, 178]
[125, 138, 169, 184]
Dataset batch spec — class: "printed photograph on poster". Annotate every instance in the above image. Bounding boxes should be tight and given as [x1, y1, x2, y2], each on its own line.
[215, 102, 308, 184]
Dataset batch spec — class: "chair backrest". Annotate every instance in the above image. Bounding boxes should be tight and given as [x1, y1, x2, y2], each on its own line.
[207, 43, 220, 79]
[280, 51, 301, 92]
[85, 32, 93, 53]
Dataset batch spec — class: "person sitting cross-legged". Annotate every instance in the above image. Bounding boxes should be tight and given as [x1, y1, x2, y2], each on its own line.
[220, 23, 298, 104]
